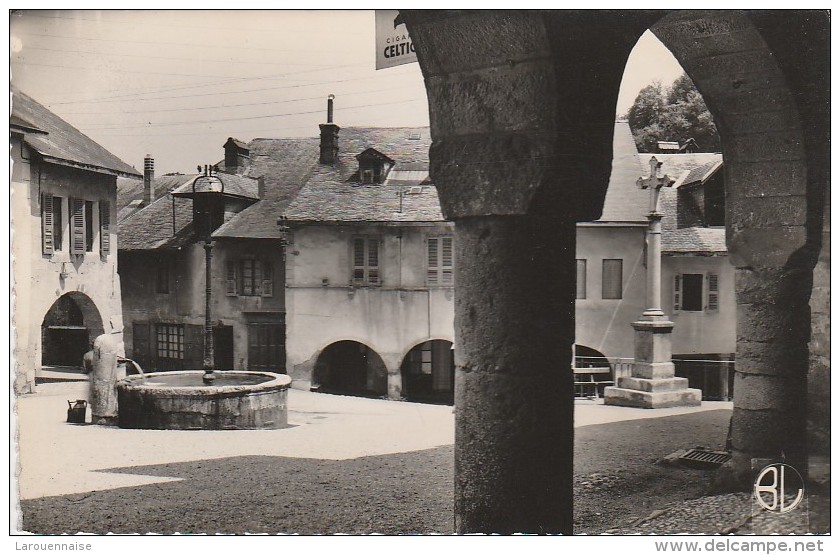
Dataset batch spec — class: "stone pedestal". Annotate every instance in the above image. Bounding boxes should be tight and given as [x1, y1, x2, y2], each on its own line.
[604, 318, 701, 408]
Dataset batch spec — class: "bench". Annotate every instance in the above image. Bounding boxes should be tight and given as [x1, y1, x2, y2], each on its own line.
[573, 366, 614, 399]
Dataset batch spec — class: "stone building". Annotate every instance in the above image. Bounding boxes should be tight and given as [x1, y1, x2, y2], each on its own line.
[281, 125, 455, 403]
[11, 87, 141, 394]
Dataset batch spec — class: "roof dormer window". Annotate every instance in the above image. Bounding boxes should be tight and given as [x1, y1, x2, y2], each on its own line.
[356, 148, 394, 185]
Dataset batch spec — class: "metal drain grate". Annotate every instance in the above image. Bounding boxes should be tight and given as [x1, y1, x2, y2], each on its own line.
[678, 448, 731, 469]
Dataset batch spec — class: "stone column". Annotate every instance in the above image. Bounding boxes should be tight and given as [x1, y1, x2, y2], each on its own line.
[454, 215, 575, 534]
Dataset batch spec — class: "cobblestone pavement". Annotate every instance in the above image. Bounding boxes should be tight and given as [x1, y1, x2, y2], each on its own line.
[605, 491, 829, 535]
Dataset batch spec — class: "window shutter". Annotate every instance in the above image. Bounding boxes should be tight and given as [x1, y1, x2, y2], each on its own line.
[427, 238, 439, 286]
[71, 197, 86, 254]
[367, 239, 379, 285]
[352, 238, 365, 285]
[576, 259, 587, 299]
[42, 193, 54, 255]
[99, 201, 111, 255]
[441, 236, 453, 286]
[674, 274, 682, 312]
[261, 261, 273, 298]
[707, 273, 719, 312]
[226, 261, 238, 296]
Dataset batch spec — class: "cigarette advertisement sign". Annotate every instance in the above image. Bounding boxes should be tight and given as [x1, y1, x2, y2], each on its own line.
[375, 10, 417, 70]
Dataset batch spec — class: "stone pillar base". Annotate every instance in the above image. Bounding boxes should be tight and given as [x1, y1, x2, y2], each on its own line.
[603, 384, 701, 408]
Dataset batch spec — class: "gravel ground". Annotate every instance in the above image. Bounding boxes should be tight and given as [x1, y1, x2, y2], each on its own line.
[21, 409, 740, 535]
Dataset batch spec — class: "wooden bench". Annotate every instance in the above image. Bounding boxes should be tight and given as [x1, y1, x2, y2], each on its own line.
[573, 366, 613, 399]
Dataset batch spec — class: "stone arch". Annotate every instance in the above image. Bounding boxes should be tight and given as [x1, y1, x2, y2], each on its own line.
[40, 292, 105, 367]
[400, 339, 455, 404]
[312, 340, 388, 398]
[401, 9, 828, 533]
[574, 344, 610, 369]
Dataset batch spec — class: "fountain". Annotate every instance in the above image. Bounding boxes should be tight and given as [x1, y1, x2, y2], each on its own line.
[115, 167, 291, 430]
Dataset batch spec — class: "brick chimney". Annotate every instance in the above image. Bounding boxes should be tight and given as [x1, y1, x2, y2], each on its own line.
[143, 155, 155, 205]
[224, 137, 250, 173]
[319, 94, 340, 165]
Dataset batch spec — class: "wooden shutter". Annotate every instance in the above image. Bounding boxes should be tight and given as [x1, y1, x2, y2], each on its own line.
[441, 236, 453, 286]
[576, 259, 587, 299]
[427, 237, 439, 286]
[261, 261, 273, 298]
[707, 273, 719, 312]
[352, 238, 365, 285]
[99, 201, 111, 255]
[71, 197, 86, 254]
[673, 274, 682, 312]
[226, 261, 238, 296]
[367, 238, 379, 285]
[41, 193, 54, 255]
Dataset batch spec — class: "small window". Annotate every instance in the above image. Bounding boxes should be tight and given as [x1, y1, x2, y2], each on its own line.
[602, 259, 623, 299]
[673, 273, 719, 312]
[227, 259, 273, 297]
[85, 200, 95, 252]
[681, 274, 704, 311]
[427, 236, 454, 287]
[352, 237, 380, 286]
[576, 259, 587, 300]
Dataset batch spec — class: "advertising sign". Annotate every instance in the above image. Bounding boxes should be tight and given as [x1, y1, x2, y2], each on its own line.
[375, 10, 417, 70]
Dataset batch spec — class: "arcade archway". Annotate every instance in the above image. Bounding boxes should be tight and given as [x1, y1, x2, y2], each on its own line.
[41, 292, 105, 367]
[313, 340, 388, 398]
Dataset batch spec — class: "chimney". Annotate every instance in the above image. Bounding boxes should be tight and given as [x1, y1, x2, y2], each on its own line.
[143, 155, 155, 205]
[224, 138, 250, 173]
[319, 94, 340, 165]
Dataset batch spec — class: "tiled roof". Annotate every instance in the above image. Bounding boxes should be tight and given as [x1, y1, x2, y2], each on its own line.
[676, 159, 722, 188]
[653, 153, 723, 232]
[283, 127, 440, 224]
[118, 192, 195, 251]
[662, 227, 727, 255]
[11, 87, 140, 178]
[117, 174, 196, 220]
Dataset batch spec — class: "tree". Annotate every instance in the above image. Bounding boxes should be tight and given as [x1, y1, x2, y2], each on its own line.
[625, 73, 721, 153]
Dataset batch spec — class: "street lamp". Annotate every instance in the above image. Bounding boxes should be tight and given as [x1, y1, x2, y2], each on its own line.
[192, 165, 225, 384]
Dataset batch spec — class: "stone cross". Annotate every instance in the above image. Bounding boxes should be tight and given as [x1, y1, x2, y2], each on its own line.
[637, 156, 674, 319]
[637, 156, 674, 215]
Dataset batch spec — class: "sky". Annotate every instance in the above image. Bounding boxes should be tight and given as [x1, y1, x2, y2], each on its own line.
[9, 9, 686, 176]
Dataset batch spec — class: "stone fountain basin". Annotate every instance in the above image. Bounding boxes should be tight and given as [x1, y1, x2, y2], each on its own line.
[116, 371, 291, 430]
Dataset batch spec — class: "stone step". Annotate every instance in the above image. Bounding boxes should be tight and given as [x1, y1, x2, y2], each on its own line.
[617, 376, 690, 392]
[602, 386, 702, 409]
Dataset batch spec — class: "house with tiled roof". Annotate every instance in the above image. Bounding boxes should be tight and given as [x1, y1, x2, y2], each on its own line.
[11, 87, 142, 394]
[575, 123, 733, 399]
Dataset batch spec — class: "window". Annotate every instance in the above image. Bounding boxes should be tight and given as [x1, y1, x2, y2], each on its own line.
[226, 259, 273, 297]
[156, 260, 170, 294]
[602, 259, 623, 299]
[674, 273, 719, 312]
[155, 324, 184, 366]
[352, 237, 380, 286]
[427, 236, 454, 286]
[576, 259, 587, 299]
[248, 323, 285, 372]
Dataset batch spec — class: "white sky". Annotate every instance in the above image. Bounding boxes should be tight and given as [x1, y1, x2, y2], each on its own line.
[10, 10, 686, 176]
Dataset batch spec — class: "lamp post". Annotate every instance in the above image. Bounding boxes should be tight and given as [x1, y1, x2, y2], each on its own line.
[192, 165, 225, 385]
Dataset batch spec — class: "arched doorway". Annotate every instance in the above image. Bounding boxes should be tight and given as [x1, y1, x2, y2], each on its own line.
[41, 292, 105, 368]
[313, 341, 388, 398]
[401, 339, 454, 404]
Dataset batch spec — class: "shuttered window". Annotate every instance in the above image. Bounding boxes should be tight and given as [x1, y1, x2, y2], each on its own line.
[602, 259, 623, 299]
[352, 237, 380, 286]
[226, 261, 238, 296]
[70, 197, 86, 254]
[99, 201, 110, 255]
[707, 273, 719, 311]
[673, 274, 681, 312]
[226, 259, 273, 297]
[427, 236, 454, 287]
[576, 259, 587, 299]
[41, 193, 54, 255]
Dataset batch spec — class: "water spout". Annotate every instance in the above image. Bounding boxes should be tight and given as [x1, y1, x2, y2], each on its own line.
[118, 357, 145, 378]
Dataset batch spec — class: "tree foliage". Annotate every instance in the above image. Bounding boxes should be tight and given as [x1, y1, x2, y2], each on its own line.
[626, 73, 721, 153]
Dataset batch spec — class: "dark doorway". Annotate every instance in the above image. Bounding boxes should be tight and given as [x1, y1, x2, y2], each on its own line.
[401, 340, 455, 405]
[314, 341, 387, 398]
[41, 293, 104, 368]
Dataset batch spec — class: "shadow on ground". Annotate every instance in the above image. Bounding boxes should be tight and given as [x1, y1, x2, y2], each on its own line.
[21, 410, 736, 534]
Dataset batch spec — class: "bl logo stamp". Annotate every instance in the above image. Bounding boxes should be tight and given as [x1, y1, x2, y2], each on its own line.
[753, 463, 805, 513]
